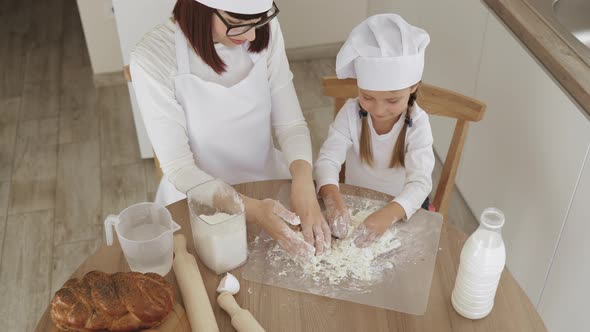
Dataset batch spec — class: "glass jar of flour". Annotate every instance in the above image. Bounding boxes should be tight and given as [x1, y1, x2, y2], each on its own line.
[187, 179, 247, 275]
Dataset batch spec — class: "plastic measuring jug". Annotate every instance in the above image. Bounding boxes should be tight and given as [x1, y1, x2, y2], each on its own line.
[104, 202, 181, 276]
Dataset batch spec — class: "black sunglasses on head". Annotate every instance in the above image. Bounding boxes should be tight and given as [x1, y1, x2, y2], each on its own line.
[214, 2, 280, 37]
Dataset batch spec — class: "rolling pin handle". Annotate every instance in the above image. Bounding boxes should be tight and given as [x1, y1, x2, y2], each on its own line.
[174, 234, 187, 253]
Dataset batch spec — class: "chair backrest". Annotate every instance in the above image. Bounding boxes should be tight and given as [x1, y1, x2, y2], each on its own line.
[124, 65, 164, 181]
[322, 77, 486, 221]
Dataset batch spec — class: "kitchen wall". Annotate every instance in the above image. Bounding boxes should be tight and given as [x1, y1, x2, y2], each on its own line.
[275, 0, 367, 49]
[76, 0, 123, 74]
[367, 0, 395, 15]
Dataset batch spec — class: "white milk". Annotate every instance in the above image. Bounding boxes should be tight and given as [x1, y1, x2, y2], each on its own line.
[126, 250, 173, 276]
[125, 223, 168, 241]
[190, 212, 248, 275]
[452, 208, 506, 319]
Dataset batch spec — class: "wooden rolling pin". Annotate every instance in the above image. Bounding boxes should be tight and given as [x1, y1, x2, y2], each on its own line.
[217, 292, 265, 332]
[173, 234, 220, 332]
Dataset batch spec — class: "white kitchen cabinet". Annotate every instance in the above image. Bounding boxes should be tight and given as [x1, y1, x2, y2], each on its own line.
[368, 0, 488, 161]
[76, 0, 124, 74]
[458, 13, 590, 306]
[112, 0, 177, 158]
[112, 0, 176, 65]
[537, 144, 590, 331]
[378, 1, 590, 328]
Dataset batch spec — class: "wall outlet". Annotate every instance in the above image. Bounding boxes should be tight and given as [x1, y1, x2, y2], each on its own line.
[104, 1, 115, 19]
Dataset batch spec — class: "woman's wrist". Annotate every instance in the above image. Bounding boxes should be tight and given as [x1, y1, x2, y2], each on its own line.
[319, 184, 339, 198]
[240, 194, 261, 225]
[289, 159, 313, 184]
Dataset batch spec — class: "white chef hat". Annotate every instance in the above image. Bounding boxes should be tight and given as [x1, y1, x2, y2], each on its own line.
[336, 14, 430, 91]
[195, 0, 273, 14]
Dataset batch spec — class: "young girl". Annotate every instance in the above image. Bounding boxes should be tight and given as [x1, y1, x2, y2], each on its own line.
[315, 14, 435, 247]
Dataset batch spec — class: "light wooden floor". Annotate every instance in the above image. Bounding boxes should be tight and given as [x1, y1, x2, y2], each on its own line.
[0, 0, 477, 329]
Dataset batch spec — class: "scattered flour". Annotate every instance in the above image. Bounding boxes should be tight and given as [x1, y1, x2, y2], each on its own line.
[265, 204, 401, 287]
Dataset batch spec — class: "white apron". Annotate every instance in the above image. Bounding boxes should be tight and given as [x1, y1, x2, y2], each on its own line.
[155, 24, 289, 206]
[345, 112, 406, 198]
[345, 148, 406, 197]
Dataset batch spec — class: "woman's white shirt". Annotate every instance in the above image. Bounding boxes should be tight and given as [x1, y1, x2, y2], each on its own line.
[130, 19, 312, 193]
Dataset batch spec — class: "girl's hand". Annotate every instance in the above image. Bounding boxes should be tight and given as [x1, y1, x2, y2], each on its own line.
[352, 202, 405, 248]
[319, 185, 351, 238]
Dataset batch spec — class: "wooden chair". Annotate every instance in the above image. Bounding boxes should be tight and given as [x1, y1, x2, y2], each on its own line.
[124, 65, 164, 181]
[322, 77, 486, 221]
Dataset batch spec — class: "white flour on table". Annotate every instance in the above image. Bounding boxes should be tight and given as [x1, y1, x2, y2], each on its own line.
[260, 201, 401, 287]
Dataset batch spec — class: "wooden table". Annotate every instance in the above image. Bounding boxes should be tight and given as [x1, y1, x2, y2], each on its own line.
[35, 180, 547, 332]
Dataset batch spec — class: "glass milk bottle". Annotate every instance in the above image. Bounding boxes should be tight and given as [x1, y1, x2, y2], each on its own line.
[452, 208, 506, 319]
[187, 179, 248, 275]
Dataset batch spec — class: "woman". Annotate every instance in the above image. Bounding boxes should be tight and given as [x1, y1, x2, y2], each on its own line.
[130, 0, 330, 259]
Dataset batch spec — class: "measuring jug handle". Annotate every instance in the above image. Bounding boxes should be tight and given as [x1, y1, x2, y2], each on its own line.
[104, 215, 119, 246]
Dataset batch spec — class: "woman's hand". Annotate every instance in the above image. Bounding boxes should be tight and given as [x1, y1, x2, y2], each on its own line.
[289, 161, 331, 255]
[352, 202, 406, 248]
[242, 196, 315, 261]
[319, 185, 350, 238]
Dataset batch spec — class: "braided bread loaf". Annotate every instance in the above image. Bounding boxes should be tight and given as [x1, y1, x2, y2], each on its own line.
[50, 271, 174, 331]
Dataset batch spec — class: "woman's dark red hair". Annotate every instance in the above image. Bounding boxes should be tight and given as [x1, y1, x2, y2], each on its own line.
[173, 0, 271, 74]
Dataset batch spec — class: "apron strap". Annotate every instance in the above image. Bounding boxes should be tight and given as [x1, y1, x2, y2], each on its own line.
[174, 23, 191, 75]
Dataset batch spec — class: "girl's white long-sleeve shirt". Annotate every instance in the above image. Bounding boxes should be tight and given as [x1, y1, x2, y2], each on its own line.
[129, 19, 312, 194]
[315, 98, 435, 219]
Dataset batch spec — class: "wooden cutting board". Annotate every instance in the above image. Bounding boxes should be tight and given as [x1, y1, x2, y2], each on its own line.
[147, 302, 191, 332]
[48, 303, 190, 332]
